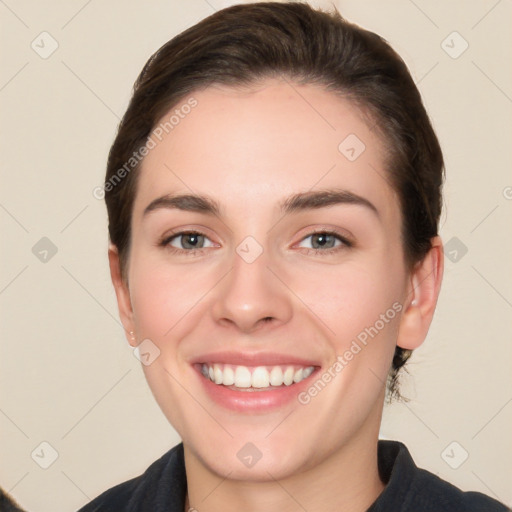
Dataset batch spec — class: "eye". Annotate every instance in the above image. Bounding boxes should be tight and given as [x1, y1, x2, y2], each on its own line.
[163, 231, 216, 251]
[296, 230, 351, 254]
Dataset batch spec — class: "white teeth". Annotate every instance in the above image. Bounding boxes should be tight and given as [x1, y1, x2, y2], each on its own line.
[283, 366, 295, 386]
[234, 366, 252, 388]
[269, 366, 284, 386]
[213, 364, 223, 385]
[223, 366, 235, 386]
[201, 363, 315, 389]
[251, 367, 270, 388]
[303, 366, 314, 379]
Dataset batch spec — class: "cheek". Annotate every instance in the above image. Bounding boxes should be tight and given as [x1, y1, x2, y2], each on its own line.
[289, 258, 404, 415]
[287, 253, 405, 406]
[289, 254, 404, 346]
[130, 272, 176, 340]
[128, 253, 218, 345]
[127, 255, 216, 431]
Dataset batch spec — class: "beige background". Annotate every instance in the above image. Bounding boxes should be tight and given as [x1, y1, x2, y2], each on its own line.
[1, 0, 511, 510]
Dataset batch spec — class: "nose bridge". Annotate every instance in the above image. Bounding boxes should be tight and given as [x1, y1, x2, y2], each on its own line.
[211, 237, 292, 332]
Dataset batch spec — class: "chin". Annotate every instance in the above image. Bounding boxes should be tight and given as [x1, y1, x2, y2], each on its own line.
[196, 442, 309, 482]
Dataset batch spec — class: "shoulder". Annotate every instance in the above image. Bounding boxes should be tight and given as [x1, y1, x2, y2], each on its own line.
[374, 441, 509, 512]
[76, 443, 186, 512]
[409, 463, 508, 511]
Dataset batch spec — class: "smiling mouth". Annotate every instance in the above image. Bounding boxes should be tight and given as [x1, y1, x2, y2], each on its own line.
[198, 363, 316, 391]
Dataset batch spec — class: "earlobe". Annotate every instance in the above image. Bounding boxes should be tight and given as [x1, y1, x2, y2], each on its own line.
[396, 236, 444, 350]
[108, 244, 137, 346]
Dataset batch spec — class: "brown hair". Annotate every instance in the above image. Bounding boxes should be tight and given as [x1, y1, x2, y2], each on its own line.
[104, 2, 444, 400]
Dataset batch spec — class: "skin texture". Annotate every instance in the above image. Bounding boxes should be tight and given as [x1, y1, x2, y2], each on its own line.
[109, 78, 444, 512]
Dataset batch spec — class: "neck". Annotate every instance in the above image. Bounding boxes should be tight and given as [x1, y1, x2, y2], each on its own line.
[183, 407, 385, 512]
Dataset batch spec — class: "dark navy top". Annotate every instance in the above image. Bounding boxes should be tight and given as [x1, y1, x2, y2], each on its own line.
[78, 440, 509, 511]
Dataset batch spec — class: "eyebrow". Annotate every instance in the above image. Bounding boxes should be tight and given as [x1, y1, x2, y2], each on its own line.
[143, 189, 379, 218]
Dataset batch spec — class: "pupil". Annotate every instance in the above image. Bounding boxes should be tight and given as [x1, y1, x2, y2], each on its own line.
[184, 234, 202, 249]
[313, 234, 333, 249]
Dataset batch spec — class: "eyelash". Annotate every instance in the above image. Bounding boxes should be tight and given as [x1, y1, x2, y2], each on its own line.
[159, 230, 216, 258]
[298, 229, 353, 255]
[159, 229, 353, 257]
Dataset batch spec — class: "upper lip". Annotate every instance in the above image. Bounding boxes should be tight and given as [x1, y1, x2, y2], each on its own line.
[191, 351, 320, 367]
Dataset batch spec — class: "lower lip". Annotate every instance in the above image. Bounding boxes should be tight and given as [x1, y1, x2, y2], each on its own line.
[194, 365, 319, 413]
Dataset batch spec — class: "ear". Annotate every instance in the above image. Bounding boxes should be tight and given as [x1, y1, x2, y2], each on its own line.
[396, 236, 444, 350]
[108, 244, 137, 346]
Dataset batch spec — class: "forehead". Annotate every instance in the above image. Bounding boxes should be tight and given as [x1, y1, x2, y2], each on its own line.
[133, 78, 398, 224]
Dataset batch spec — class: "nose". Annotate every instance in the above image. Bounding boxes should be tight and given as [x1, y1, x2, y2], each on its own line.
[211, 246, 293, 334]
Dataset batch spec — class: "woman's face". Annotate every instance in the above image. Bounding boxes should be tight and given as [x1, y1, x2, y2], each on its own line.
[121, 79, 412, 479]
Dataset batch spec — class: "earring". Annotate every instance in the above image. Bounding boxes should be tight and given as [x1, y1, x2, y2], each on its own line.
[129, 330, 136, 343]
[411, 299, 417, 306]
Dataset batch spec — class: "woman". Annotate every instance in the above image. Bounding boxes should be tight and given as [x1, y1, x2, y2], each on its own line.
[78, 2, 508, 511]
